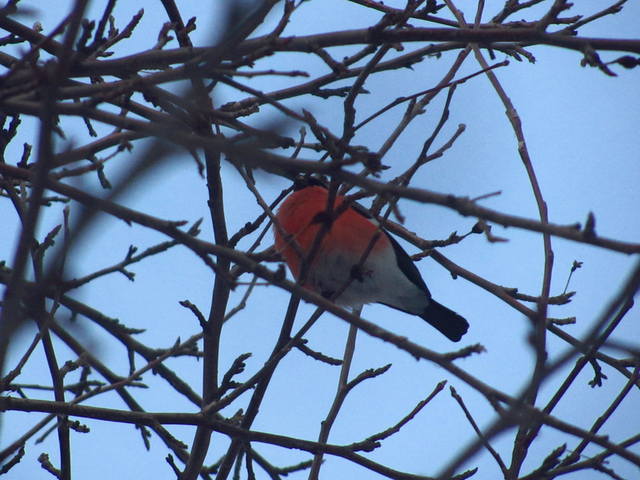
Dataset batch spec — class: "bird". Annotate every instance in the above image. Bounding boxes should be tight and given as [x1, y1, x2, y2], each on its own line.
[273, 180, 469, 342]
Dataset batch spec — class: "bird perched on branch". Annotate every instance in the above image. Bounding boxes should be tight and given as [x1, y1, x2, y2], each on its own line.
[273, 179, 469, 342]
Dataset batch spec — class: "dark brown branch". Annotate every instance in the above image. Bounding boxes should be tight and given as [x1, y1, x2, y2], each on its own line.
[0, 397, 442, 480]
[450, 386, 509, 476]
[2, 148, 639, 256]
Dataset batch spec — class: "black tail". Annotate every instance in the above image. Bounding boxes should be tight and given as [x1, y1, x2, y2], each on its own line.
[421, 300, 469, 342]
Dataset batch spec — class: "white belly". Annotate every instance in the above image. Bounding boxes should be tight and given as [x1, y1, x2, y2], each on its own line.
[307, 247, 429, 314]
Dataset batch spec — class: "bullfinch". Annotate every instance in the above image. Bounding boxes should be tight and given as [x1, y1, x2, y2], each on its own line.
[273, 180, 469, 342]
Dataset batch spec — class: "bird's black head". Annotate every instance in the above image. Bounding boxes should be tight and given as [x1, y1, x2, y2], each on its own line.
[292, 175, 328, 191]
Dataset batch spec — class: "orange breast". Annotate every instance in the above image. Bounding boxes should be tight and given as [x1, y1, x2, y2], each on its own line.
[274, 186, 389, 280]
